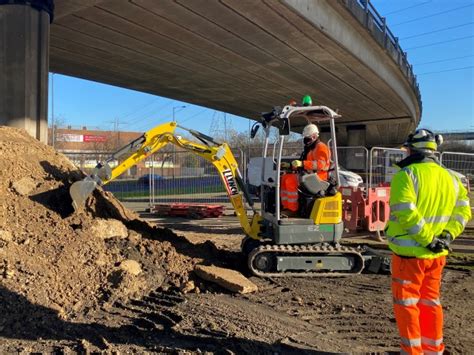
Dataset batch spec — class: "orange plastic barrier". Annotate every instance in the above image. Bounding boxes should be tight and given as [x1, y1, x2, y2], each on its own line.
[340, 186, 390, 232]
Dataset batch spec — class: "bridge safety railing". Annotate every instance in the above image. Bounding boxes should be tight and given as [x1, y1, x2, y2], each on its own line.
[344, 0, 422, 114]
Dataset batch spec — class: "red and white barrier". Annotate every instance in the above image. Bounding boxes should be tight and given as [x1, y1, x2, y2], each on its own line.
[340, 185, 390, 233]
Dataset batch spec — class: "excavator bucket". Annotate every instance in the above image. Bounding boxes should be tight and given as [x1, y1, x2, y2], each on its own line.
[70, 176, 98, 211]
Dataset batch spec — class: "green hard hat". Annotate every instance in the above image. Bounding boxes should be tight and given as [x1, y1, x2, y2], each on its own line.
[302, 95, 312, 106]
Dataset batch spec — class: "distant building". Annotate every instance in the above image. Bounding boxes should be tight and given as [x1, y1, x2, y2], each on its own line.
[49, 126, 182, 178]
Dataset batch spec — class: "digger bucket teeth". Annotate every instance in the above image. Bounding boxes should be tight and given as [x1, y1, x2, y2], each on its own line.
[70, 176, 98, 211]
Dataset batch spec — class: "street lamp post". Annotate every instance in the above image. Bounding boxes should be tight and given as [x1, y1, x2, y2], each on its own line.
[172, 105, 186, 122]
[171, 105, 186, 180]
[51, 72, 55, 148]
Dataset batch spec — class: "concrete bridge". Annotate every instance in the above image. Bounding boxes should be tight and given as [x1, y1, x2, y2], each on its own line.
[438, 131, 474, 141]
[0, 0, 422, 146]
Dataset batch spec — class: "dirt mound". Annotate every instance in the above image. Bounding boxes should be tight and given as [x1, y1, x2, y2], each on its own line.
[0, 127, 204, 319]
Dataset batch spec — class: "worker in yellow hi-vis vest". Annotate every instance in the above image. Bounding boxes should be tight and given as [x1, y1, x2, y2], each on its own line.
[386, 129, 471, 355]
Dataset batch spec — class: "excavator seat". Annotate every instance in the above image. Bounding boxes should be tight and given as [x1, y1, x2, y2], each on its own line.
[300, 174, 330, 195]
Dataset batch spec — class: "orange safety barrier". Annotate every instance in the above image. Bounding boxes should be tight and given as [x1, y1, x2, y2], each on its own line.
[340, 185, 391, 232]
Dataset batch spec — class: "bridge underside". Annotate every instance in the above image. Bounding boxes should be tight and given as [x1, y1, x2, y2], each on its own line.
[50, 0, 421, 146]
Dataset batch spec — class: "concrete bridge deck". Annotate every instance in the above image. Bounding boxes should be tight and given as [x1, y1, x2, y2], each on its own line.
[1, 0, 422, 146]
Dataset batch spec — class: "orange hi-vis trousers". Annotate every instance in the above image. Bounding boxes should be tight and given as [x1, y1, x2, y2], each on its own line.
[281, 173, 299, 212]
[391, 254, 446, 355]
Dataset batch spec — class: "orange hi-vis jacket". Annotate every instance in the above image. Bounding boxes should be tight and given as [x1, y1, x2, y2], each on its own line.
[281, 140, 331, 212]
[302, 140, 331, 181]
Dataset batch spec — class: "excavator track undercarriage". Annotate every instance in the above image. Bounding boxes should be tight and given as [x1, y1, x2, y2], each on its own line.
[248, 243, 366, 277]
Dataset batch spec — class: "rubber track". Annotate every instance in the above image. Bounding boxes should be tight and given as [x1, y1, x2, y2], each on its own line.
[248, 243, 365, 277]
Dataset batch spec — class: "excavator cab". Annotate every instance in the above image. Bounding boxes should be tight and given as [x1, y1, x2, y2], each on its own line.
[243, 105, 366, 276]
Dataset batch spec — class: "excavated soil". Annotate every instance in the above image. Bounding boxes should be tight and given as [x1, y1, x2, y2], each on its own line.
[0, 126, 473, 354]
[0, 127, 219, 335]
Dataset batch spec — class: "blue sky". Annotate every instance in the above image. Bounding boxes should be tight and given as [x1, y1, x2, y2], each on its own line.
[371, 0, 473, 132]
[49, 0, 473, 135]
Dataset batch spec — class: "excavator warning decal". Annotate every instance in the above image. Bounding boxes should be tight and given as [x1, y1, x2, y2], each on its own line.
[222, 169, 239, 196]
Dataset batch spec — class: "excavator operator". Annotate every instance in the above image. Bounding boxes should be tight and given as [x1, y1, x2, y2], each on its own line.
[292, 122, 331, 181]
[280, 95, 332, 214]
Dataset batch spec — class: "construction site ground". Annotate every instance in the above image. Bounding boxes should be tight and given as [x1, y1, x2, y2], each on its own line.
[1, 127, 473, 354]
[2, 202, 474, 354]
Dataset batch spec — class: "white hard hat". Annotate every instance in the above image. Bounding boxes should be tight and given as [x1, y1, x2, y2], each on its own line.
[302, 124, 319, 137]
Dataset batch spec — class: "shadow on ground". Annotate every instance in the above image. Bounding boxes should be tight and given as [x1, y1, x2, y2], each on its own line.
[0, 286, 327, 354]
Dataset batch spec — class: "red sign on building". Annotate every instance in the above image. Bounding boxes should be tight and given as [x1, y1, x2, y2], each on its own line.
[83, 134, 107, 143]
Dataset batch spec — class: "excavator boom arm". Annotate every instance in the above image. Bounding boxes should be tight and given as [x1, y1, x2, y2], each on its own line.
[70, 121, 261, 239]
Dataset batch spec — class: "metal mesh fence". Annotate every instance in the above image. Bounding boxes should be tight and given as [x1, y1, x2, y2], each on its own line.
[64, 147, 245, 206]
[440, 152, 474, 190]
[337, 146, 369, 188]
[369, 147, 406, 187]
[368, 148, 473, 189]
[64, 144, 473, 209]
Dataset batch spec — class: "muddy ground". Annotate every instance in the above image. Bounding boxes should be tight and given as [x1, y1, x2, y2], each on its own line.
[2, 215, 473, 354]
[0, 126, 473, 354]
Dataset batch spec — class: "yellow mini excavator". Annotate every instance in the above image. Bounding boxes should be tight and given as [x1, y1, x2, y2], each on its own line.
[70, 104, 389, 277]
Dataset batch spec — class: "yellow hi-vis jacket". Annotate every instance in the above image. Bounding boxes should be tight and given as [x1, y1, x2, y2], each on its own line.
[387, 156, 471, 258]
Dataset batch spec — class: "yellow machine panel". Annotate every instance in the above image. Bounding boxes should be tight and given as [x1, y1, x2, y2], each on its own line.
[309, 192, 343, 225]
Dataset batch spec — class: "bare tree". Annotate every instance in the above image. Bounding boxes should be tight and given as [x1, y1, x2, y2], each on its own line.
[48, 115, 67, 150]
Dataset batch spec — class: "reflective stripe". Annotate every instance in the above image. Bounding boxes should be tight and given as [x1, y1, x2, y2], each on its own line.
[391, 202, 416, 211]
[388, 237, 422, 247]
[402, 167, 419, 196]
[453, 214, 467, 227]
[318, 159, 328, 170]
[392, 277, 412, 285]
[281, 197, 298, 203]
[393, 297, 419, 306]
[282, 191, 298, 196]
[456, 199, 470, 207]
[311, 161, 318, 170]
[407, 219, 425, 234]
[424, 351, 444, 355]
[422, 336, 443, 346]
[401, 337, 421, 347]
[448, 171, 459, 198]
[419, 298, 441, 306]
[389, 215, 398, 222]
[425, 216, 450, 224]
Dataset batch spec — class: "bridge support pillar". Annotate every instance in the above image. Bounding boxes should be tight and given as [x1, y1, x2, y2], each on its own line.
[0, 1, 53, 144]
[346, 125, 367, 146]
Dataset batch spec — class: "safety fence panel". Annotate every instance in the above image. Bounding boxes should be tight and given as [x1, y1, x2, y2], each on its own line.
[336, 146, 369, 188]
[244, 141, 301, 161]
[440, 152, 474, 190]
[63, 147, 246, 206]
[65, 152, 118, 175]
[147, 149, 232, 205]
[369, 147, 406, 188]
